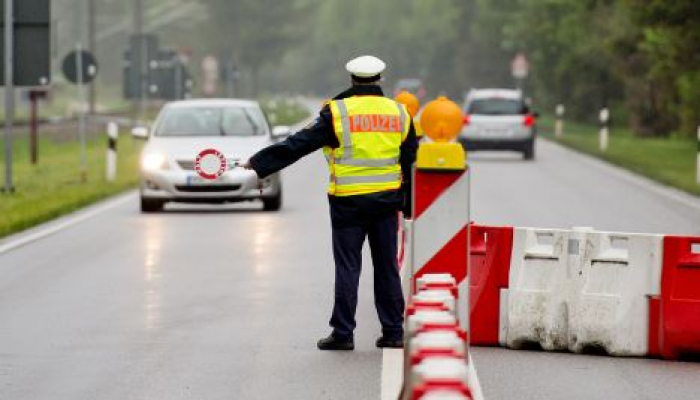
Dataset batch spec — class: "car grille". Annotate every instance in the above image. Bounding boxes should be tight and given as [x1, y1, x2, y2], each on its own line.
[177, 160, 195, 170]
[175, 184, 242, 192]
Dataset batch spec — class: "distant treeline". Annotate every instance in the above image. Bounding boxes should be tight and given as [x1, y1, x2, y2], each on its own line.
[205, 0, 698, 137]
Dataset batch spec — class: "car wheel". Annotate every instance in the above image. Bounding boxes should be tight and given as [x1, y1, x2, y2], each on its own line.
[523, 140, 535, 161]
[262, 190, 282, 211]
[141, 197, 164, 213]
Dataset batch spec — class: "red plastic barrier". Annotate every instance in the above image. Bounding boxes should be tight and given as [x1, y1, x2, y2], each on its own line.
[469, 224, 514, 345]
[649, 236, 700, 359]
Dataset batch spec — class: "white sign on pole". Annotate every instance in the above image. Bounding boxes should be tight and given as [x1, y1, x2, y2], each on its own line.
[511, 53, 529, 80]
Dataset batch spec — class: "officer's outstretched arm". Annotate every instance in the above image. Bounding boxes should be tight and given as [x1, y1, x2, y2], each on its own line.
[246, 109, 336, 179]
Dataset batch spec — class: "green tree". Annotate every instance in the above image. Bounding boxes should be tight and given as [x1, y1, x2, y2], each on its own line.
[206, 0, 304, 96]
[627, 0, 700, 136]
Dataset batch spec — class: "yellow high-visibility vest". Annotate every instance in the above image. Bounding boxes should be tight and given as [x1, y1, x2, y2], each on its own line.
[324, 96, 410, 196]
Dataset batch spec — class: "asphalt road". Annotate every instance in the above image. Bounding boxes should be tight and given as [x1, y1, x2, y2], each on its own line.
[1, 114, 699, 400]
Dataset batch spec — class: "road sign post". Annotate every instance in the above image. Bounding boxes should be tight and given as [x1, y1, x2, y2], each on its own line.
[76, 44, 87, 182]
[3, 0, 14, 192]
[511, 53, 529, 92]
[62, 48, 98, 182]
[29, 90, 46, 165]
[1, 0, 51, 192]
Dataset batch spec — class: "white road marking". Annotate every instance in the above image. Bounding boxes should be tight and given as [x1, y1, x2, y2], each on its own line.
[381, 348, 404, 400]
[468, 353, 485, 400]
[0, 191, 136, 255]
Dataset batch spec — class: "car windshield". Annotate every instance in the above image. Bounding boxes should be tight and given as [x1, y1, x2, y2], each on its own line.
[155, 106, 268, 137]
[468, 98, 526, 115]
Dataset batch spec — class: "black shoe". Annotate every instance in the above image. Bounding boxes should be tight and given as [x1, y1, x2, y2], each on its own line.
[376, 336, 404, 349]
[317, 334, 354, 351]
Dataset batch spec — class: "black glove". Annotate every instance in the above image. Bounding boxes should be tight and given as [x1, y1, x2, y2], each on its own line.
[401, 183, 412, 219]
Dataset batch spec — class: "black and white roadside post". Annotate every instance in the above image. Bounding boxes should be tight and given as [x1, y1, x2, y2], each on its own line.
[599, 107, 610, 152]
[696, 125, 700, 185]
[555, 104, 565, 139]
[106, 122, 118, 182]
[3, 0, 14, 192]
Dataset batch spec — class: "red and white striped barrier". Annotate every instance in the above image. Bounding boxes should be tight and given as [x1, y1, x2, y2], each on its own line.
[411, 168, 470, 332]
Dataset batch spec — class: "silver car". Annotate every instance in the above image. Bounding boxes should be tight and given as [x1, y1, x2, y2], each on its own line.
[133, 99, 290, 212]
[459, 89, 537, 160]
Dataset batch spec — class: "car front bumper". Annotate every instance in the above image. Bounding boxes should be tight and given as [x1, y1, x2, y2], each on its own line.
[140, 168, 281, 203]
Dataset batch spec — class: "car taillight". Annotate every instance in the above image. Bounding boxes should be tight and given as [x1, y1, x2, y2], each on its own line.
[463, 114, 470, 126]
[523, 114, 535, 127]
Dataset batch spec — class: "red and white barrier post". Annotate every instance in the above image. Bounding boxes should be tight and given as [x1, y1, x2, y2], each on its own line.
[401, 97, 473, 400]
[410, 96, 470, 334]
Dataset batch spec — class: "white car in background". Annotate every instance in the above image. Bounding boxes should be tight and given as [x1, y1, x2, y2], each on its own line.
[459, 89, 538, 160]
[133, 99, 290, 212]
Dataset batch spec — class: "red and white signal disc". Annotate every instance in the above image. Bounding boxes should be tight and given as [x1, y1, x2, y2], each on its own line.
[195, 148, 227, 180]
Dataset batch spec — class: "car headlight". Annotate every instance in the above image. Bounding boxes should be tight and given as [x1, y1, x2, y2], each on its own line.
[142, 153, 168, 171]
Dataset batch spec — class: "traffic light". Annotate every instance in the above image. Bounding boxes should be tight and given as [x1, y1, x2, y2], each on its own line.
[123, 34, 158, 100]
[149, 50, 193, 100]
[123, 34, 193, 101]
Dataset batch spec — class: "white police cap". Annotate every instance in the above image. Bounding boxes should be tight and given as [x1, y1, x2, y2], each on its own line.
[346, 55, 386, 78]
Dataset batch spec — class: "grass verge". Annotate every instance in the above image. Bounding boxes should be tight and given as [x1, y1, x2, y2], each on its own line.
[539, 117, 700, 197]
[0, 132, 144, 238]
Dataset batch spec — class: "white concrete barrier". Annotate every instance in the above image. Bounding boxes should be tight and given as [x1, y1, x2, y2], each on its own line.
[568, 231, 663, 355]
[502, 228, 571, 350]
[501, 226, 664, 356]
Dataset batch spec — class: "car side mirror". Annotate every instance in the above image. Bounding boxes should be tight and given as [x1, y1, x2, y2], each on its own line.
[131, 126, 149, 140]
[272, 125, 292, 139]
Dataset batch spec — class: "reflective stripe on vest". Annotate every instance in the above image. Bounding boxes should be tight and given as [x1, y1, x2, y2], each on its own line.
[325, 96, 410, 196]
[335, 172, 402, 185]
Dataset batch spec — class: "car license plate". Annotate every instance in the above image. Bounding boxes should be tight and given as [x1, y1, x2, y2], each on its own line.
[187, 175, 223, 185]
[483, 128, 513, 136]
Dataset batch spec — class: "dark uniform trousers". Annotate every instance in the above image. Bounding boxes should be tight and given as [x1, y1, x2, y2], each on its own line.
[329, 210, 405, 341]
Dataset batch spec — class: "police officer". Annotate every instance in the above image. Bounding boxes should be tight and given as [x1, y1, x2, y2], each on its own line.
[243, 55, 418, 350]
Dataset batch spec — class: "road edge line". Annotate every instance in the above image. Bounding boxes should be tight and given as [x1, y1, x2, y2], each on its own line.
[0, 190, 136, 255]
